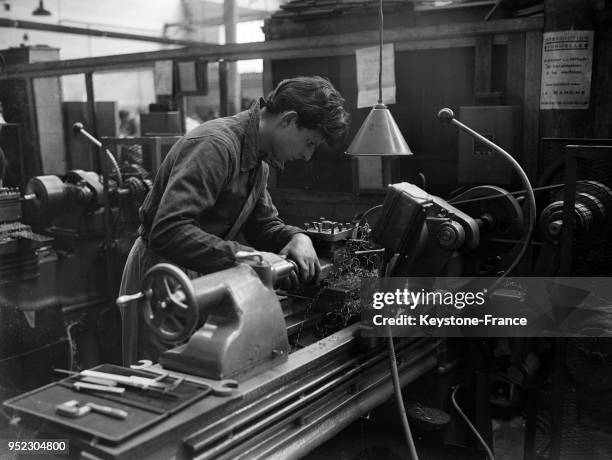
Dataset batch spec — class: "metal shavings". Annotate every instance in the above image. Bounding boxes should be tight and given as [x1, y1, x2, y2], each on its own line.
[296, 224, 382, 340]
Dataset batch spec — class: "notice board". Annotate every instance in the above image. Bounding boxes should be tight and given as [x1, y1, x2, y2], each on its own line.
[540, 30, 594, 110]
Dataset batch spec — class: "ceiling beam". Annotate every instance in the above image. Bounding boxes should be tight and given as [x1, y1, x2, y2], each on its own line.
[164, 10, 272, 28]
[0, 18, 216, 47]
[0, 16, 543, 80]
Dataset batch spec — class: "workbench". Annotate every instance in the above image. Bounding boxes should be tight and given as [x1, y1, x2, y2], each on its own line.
[6, 325, 439, 460]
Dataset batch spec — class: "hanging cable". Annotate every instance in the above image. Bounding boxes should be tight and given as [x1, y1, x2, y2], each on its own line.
[382, 259, 419, 460]
[352, 204, 382, 239]
[451, 386, 495, 460]
[378, 0, 383, 103]
[388, 334, 420, 460]
[65, 320, 79, 371]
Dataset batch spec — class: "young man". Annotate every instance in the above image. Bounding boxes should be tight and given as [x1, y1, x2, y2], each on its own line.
[119, 76, 350, 364]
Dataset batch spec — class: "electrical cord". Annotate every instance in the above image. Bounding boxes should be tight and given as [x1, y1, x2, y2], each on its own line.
[352, 204, 382, 239]
[388, 334, 420, 460]
[451, 385, 495, 460]
[0, 407, 12, 422]
[378, 0, 383, 103]
[382, 260, 419, 460]
[65, 321, 79, 371]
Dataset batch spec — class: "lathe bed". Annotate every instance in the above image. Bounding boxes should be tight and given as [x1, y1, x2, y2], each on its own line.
[9, 324, 439, 460]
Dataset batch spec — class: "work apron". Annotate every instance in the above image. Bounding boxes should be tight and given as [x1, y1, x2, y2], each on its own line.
[117, 162, 269, 366]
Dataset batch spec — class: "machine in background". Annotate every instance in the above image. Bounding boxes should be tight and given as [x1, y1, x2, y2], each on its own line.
[523, 143, 612, 460]
[0, 187, 51, 284]
[0, 128, 172, 405]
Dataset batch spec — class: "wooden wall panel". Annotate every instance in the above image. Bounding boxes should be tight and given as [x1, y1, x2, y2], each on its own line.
[0, 79, 40, 186]
[33, 77, 66, 175]
[271, 46, 479, 197]
[474, 35, 494, 96]
[506, 33, 526, 106]
[272, 56, 356, 192]
[523, 31, 543, 180]
[397, 47, 476, 196]
[592, 24, 612, 137]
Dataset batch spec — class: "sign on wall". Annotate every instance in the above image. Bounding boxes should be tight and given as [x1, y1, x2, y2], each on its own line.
[540, 30, 594, 110]
[154, 60, 174, 96]
[356, 43, 396, 109]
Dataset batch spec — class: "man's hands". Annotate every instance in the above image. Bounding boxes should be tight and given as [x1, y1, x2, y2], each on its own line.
[237, 234, 319, 290]
[279, 233, 320, 285]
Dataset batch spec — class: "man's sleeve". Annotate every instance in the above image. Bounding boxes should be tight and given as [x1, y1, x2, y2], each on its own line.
[148, 136, 254, 273]
[242, 186, 304, 253]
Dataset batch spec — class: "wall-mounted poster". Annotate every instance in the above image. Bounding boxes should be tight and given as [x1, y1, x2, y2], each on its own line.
[356, 43, 396, 109]
[176, 59, 208, 95]
[154, 60, 174, 96]
[540, 30, 594, 110]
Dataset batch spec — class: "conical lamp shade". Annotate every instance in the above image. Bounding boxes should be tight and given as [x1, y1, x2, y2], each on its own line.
[33, 0, 51, 15]
[346, 103, 412, 156]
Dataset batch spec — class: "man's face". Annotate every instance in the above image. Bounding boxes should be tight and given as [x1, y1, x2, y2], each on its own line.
[260, 111, 323, 169]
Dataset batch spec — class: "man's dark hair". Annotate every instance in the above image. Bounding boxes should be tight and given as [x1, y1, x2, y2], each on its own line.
[264, 76, 350, 146]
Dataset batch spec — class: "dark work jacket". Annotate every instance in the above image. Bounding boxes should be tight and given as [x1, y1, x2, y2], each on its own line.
[117, 103, 302, 364]
[139, 102, 302, 275]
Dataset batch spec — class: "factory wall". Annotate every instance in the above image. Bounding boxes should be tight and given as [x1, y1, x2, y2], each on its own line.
[272, 48, 479, 197]
[265, 1, 612, 227]
[263, 3, 523, 212]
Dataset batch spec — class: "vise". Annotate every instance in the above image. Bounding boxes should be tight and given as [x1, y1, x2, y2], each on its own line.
[118, 254, 297, 380]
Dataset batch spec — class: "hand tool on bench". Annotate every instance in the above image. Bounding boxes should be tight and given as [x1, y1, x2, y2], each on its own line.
[87, 402, 128, 420]
[56, 400, 128, 420]
[55, 368, 181, 398]
[130, 361, 237, 397]
[73, 382, 126, 394]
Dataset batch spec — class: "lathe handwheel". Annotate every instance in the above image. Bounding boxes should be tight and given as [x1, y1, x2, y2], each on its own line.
[142, 263, 199, 343]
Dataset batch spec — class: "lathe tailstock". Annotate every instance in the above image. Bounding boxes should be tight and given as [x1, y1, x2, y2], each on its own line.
[144, 261, 292, 380]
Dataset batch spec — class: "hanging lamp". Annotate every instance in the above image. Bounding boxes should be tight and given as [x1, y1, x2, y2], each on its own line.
[345, 0, 412, 156]
[32, 0, 51, 16]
